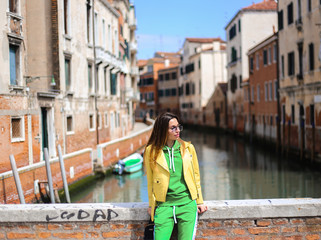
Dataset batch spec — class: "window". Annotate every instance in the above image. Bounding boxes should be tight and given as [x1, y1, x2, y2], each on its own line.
[110, 72, 117, 95]
[9, 44, 19, 85]
[158, 89, 164, 97]
[89, 113, 95, 130]
[63, 0, 70, 35]
[11, 116, 25, 142]
[229, 24, 237, 40]
[291, 105, 295, 124]
[288, 52, 295, 76]
[257, 85, 260, 102]
[309, 43, 314, 71]
[282, 105, 286, 124]
[108, 24, 112, 52]
[165, 89, 170, 96]
[9, 0, 18, 13]
[265, 82, 268, 101]
[65, 57, 71, 91]
[310, 104, 315, 126]
[185, 83, 190, 95]
[104, 112, 108, 128]
[94, 12, 98, 45]
[250, 56, 254, 72]
[104, 67, 108, 95]
[86, 0, 92, 43]
[198, 60, 201, 69]
[88, 63, 93, 92]
[165, 73, 170, 80]
[230, 75, 237, 93]
[231, 47, 237, 63]
[159, 74, 164, 81]
[278, 10, 284, 30]
[185, 63, 194, 74]
[270, 116, 273, 126]
[273, 44, 277, 62]
[171, 88, 177, 96]
[263, 49, 268, 66]
[66, 115, 73, 133]
[171, 72, 177, 80]
[239, 75, 242, 89]
[274, 80, 278, 101]
[281, 55, 285, 78]
[251, 86, 254, 103]
[98, 113, 102, 129]
[256, 53, 260, 70]
[268, 47, 271, 65]
[238, 19, 241, 32]
[269, 81, 273, 101]
[102, 19, 106, 48]
[308, 0, 312, 12]
[287, 2, 293, 25]
[147, 65, 153, 73]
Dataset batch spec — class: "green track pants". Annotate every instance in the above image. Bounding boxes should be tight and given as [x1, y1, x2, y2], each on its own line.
[154, 200, 198, 240]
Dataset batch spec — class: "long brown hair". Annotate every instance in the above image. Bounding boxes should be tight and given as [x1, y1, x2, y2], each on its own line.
[145, 112, 180, 168]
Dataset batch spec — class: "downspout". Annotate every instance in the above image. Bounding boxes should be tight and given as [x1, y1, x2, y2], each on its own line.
[92, 0, 99, 145]
[276, 2, 281, 154]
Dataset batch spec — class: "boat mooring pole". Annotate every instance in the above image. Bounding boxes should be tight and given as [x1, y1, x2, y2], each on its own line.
[44, 148, 55, 203]
[9, 155, 25, 204]
[57, 145, 71, 203]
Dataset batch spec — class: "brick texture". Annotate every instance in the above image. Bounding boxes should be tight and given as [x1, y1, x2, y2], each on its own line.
[0, 217, 320, 240]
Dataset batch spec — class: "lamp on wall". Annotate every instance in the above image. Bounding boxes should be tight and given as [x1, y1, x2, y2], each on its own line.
[25, 75, 56, 86]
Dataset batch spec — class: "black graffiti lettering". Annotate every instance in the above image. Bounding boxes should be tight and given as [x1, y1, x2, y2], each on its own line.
[93, 209, 106, 222]
[46, 214, 59, 222]
[77, 209, 90, 220]
[61, 211, 75, 220]
[107, 209, 119, 221]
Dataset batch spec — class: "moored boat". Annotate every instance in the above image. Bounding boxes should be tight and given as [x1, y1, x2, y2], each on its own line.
[113, 153, 143, 175]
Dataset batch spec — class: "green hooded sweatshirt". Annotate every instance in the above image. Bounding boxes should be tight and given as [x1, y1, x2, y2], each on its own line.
[158, 140, 192, 206]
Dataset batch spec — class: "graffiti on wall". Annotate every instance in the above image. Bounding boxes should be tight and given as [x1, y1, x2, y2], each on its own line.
[46, 209, 119, 222]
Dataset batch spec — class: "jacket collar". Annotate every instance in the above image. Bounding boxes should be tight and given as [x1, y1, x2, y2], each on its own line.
[156, 138, 191, 172]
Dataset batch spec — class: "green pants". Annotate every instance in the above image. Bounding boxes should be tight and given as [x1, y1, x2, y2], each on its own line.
[154, 200, 198, 240]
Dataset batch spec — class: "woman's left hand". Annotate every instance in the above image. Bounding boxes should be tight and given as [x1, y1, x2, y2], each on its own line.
[197, 204, 208, 214]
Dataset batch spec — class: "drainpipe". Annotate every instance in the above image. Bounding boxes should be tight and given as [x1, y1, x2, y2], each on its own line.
[92, 0, 99, 145]
[276, 2, 281, 155]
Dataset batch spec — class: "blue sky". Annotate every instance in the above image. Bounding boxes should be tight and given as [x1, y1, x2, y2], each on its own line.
[133, 0, 264, 60]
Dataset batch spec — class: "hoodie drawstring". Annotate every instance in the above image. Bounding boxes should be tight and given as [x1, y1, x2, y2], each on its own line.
[166, 146, 175, 172]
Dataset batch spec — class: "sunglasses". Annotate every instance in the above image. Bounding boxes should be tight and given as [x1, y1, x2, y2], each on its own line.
[169, 125, 183, 132]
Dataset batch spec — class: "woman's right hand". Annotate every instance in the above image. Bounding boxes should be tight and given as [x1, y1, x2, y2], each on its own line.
[147, 207, 151, 216]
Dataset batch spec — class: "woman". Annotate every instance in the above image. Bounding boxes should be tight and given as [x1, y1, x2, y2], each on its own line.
[144, 112, 207, 240]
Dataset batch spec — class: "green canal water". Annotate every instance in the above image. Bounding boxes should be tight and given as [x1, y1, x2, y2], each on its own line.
[71, 129, 321, 203]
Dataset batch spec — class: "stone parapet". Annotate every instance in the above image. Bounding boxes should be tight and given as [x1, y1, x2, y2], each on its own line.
[0, 199, 320, 239]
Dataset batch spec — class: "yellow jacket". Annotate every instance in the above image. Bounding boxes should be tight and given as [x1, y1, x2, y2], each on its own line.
[144, 139, 204, 221]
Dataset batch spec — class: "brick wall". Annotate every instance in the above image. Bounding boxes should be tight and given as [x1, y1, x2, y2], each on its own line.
[0, 199, 320, 239]
[0, 150, 93, 204]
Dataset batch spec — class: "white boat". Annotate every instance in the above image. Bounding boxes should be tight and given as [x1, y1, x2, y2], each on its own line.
[113, 153, 143, 175]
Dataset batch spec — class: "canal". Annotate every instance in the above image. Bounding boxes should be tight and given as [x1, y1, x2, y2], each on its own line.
[71, 128, 321, 203]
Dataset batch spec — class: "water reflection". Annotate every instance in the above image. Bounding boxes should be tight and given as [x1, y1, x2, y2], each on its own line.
[71, 129, 321, 203]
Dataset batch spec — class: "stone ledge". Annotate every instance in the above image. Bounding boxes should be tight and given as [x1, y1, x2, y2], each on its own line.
[0, 198, 320, 223]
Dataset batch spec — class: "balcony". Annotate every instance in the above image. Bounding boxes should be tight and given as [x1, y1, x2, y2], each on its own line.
[128, 7, 137, 30]
[7, 12, 23, 38]
[130, 40, 137, 53]
[95, 47, 128, 74]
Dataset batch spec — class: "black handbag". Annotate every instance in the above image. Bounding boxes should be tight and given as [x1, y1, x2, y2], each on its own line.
[144, 219, 154, 240]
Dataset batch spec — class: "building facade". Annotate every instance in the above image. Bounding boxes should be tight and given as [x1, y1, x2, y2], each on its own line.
[278, 0, 321, 159]
[204, 83, 228, 128]
[179, 38, 227, 124]
[244, 33, 279, 142]
[0, 0, 138, 173]
[225, 0, 277, 132]
[137, 52, 181, 119]
[157, 66, 180, 116]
